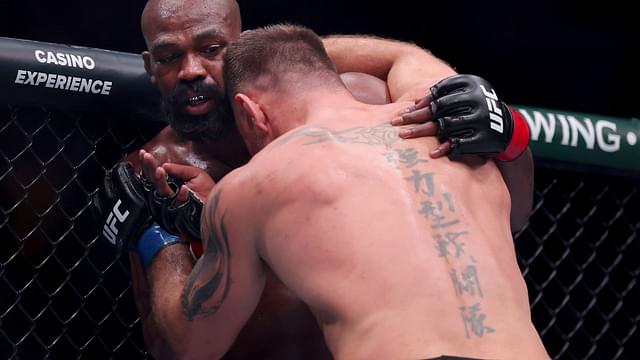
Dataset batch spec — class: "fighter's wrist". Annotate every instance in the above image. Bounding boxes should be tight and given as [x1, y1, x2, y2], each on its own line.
[137, 223, 184, 268]
[496, 107, 531, 162]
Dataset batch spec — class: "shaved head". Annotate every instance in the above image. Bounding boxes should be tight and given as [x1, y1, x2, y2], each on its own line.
[140, 0, 242, 140]
[141, 0, 241, 48]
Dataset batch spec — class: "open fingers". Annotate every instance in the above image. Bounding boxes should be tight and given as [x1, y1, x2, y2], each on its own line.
[153, 166, 174, 197]
[391, 106, 432, 126]
[139, 150, 174, 197]
[175, 185, 190, 204]
[162, 163, 201, 182]
[430, 141, 452, 158]
[398, 121, 438, 139]
[413, 93, 432, 110]
[164, 163, 215, 201]
[139, 150, 158, 179]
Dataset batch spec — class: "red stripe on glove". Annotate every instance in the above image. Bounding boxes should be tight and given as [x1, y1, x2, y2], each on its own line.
[496, 107, 531, 161]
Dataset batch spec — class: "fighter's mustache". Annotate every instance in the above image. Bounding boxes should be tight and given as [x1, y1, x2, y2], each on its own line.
[161, 80, 233, 141]
[168, 80, 218, 110]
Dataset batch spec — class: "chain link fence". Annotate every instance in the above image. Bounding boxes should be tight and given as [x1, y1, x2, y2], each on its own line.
[0, 105, 161, 358]
[518, 166, 639, 359]
[0, 104, 638, 359]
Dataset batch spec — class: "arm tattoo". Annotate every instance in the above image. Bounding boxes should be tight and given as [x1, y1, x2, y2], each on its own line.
[181, 190, 232, 321]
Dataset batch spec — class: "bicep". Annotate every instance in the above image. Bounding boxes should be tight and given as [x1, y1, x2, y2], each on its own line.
[322, 35, 456, 102]
[340, 72, 390, 105]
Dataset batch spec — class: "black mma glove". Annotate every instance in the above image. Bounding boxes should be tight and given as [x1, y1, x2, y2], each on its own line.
[144, 177, 203, 241]
[430, 74, 530, 161]
[92, 162, 152, 250]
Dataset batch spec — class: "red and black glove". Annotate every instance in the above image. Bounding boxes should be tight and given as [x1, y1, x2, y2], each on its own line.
[430, 74, 530, 161]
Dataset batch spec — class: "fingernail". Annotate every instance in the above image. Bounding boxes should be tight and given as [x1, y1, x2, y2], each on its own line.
[399, 130, 411, 138]
[391, 116, 402, 125]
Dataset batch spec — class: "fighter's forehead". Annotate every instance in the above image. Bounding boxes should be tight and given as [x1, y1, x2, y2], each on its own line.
[143, 0, 240, 45]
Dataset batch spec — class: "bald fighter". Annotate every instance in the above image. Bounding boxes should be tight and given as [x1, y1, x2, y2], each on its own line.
[92, 0, 534, 358]
[141, 24, 547, 359]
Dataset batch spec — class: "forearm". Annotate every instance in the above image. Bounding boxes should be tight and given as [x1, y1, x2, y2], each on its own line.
[144, 240, 238, 359]
[322, 35, 456, 101]
[496, 148, 534, 232]
[146, 244, 195, 356]
[130, 252, 179, 360]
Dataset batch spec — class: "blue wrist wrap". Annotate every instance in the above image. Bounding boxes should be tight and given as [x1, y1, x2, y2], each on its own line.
[137, 223, 181, 268]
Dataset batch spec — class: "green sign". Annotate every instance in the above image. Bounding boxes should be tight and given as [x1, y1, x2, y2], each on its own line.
[514, 105, 640, 174]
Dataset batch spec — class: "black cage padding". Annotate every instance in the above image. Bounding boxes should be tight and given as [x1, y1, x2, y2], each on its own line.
[0, 37, 161, 119]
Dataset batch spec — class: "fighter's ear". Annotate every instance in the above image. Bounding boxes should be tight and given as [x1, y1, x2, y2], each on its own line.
[234, 93, 268, 134]
[142, 51, 156, 84]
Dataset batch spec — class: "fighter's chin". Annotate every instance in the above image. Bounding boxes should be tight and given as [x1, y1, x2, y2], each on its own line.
[172, 114, 230, 142]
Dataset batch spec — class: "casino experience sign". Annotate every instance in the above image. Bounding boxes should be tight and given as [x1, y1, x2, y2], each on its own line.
[14, 50, 113, 95]
[1, 36, 160, 113]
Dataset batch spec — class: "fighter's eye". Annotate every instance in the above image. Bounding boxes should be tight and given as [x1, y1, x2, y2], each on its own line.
[156, 53, 179, 65]
[202, 45, 223, 56]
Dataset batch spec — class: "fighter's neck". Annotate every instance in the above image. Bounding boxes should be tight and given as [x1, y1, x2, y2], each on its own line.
[192, 126, 251, 167]
[267, 87, 369, 136]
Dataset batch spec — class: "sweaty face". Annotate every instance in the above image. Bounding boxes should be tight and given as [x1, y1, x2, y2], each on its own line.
[142, 0, 241, 140]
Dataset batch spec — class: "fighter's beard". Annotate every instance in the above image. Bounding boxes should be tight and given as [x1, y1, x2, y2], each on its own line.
[161, 82, 234, 142]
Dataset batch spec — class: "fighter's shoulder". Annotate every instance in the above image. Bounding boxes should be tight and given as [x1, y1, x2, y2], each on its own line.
[142, 126, 188, 150]
[125, 126, 182, 161]
[225, 149, 309, 196]
[207, 163, 261, 211]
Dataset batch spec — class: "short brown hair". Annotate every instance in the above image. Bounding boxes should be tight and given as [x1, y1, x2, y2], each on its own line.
[223, 24, 343, 96]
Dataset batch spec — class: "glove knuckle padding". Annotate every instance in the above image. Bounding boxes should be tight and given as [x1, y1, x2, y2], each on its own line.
[114, 163, 147, 208]
[433, 92, 478, 118]
[93, 162, 151, 250]
[453, 134, 489, 156]
[431, 74, 472, 98]
[438, 114, 477, 140]
[431, 74, 516, 158]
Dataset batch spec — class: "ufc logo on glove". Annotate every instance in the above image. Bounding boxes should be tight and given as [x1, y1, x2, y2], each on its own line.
[102, 199, 130, 244]
[481, 85, 504, 134]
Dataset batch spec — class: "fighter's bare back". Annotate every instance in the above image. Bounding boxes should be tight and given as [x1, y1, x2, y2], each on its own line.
[215, 101, 548, 359]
